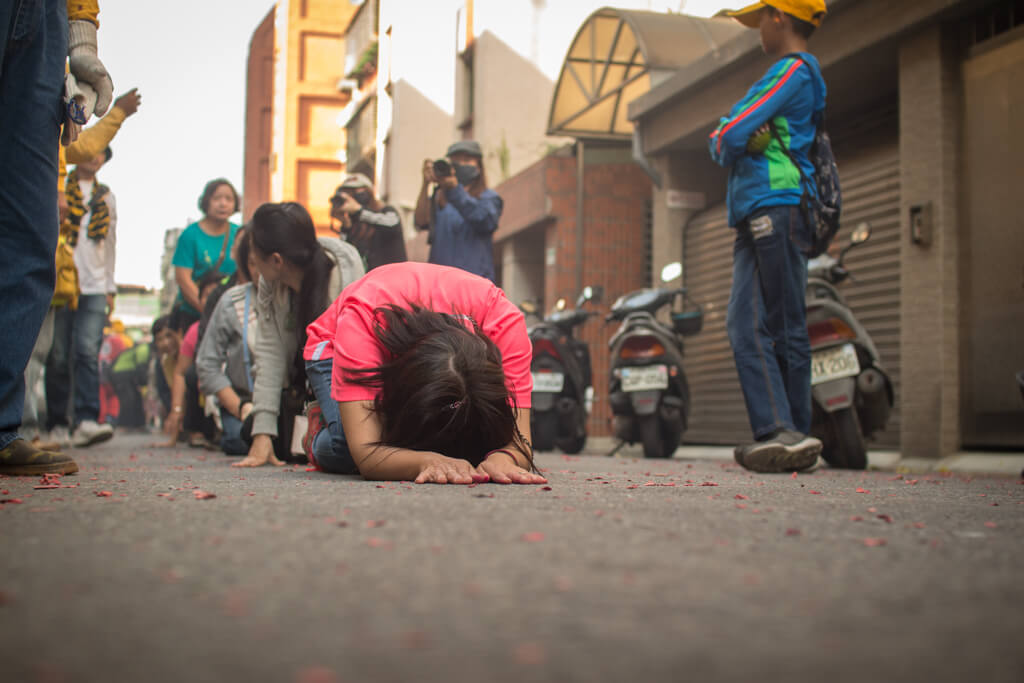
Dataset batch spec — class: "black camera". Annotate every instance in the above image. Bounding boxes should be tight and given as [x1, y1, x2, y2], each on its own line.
[432, 159, 452, 178]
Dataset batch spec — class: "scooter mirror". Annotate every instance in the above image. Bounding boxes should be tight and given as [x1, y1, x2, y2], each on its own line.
[851, 222, 871, 244]
[555, 298, 567, 311]
[661, 262, 683, 283]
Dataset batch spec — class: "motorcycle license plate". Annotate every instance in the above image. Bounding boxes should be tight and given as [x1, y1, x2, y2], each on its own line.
[621, 365, 669, 392]
[811, 343, 860, 385]
[532, 371, 564, 392]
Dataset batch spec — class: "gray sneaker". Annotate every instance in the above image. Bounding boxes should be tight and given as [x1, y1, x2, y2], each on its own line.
[72, 420, 114, 448]
[735, 429, 822, 473]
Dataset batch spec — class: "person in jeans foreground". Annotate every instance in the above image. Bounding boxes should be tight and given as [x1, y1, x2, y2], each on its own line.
[302, 262, 545, 485]
[0, 0, 113, 475]
[711, 0, 828, 472]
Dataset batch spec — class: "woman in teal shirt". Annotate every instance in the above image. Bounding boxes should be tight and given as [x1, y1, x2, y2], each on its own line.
[172, 178, 241, 325]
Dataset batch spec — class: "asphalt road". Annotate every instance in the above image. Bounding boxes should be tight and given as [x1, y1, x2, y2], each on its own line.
[1, 432, 1021, 683]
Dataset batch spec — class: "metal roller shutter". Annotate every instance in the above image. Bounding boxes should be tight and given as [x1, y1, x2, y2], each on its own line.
[682, 143, 901, 447]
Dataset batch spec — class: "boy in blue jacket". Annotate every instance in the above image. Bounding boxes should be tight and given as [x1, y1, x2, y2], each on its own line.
[710, 1, 828, 473]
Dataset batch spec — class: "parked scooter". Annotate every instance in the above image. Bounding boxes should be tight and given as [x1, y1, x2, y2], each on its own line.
[527, 286, 602, 453]
[806, 222, 893, 469]
[606, 263, 701, 459]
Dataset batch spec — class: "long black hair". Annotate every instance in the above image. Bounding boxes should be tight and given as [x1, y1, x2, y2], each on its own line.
[250, 202, 334, 384]
[343, 303, 533, 470]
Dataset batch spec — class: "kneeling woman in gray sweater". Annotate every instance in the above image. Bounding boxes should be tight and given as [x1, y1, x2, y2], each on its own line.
[233, 202, 364, 467]
[195, 227, 259, 455]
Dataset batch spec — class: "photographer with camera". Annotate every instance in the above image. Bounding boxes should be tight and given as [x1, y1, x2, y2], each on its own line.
[330, 174, 406, 271]
[414, 140, 503, 283]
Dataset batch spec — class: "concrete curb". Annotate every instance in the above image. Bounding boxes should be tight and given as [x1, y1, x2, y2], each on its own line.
[573, 437, 1024, 477]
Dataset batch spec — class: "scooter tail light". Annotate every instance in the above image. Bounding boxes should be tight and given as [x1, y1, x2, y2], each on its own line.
[808, 318, 856, 345]
[619, 336, 666, 360]
[532, 337, 561, 360]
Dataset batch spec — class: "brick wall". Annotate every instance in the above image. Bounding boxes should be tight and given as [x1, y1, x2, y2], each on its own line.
[498, 155, 652, 437]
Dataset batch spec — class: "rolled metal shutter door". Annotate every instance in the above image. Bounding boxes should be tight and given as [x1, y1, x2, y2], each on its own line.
[682, 142, 901, 448]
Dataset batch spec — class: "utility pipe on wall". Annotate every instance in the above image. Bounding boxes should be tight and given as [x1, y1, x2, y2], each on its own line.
[575, 139, 585, 296]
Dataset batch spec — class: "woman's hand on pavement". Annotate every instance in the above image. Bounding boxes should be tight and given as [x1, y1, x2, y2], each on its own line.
[477, 452, 547, 485]
[232, 434, 284, 468]
[415, 454, 489, 485]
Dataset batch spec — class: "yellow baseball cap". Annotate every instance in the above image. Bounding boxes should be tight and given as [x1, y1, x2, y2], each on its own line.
[718, 1, 827, 29]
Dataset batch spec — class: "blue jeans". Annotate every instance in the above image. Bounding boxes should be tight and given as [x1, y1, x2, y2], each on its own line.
[726, 206, 812, 440]
[0, 0, 67, 449]
[46, 294, 107, 427]
[219, 408, 247, 455]
[305, 358, 358, 475]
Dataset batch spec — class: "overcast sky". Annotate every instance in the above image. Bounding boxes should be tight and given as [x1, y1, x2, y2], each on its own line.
[92, 0, 736, 288]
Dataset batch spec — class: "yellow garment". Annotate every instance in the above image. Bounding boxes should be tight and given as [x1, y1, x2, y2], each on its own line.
[53, 230, 80, 309]
[67, 106, 124, 164]
[67, 1, 99, 26]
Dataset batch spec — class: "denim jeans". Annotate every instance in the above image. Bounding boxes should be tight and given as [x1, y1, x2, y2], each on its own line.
[305, 358, 358, 475]
[219, 408, 247, 455]
[0, 0, 68, 449]
[46, 294, 107, 428]
[726, 205, 812, 440]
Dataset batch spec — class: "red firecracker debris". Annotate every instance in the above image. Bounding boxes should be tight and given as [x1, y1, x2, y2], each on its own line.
[912, 522, 926, 529]
[735, 494, 749, 500]
[862, 538, 887, 547]
[0, 498, 23, 504]
[192, 490, 216, 500]
[809, 490, 822, 495]
[791, 472, 798, 479]
[700, 482, 719, 487]
[877, 514, 893, 524]
[366, 520, 386, 528]
[856, 488, 870, 494]
[850, 515, 864, 522]
[366, 537, 393, 549]
[95, 491, 113, 497]
[785, 528, 801, 536]
[521, 532, 545, 543]
[984, 521, 998, 528]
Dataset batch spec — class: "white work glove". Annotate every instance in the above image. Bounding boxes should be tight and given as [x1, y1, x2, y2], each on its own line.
[67, 20, 113, 119]
[61, 71, 96, 145]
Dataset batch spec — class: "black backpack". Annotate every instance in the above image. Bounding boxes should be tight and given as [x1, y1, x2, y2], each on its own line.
[770, 111, 841, 257]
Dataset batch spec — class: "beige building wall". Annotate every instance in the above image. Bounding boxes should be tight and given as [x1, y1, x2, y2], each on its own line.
[459, 30, 572, 186]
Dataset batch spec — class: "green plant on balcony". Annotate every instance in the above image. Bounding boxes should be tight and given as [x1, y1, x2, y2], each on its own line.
[348, 40, 378, 83]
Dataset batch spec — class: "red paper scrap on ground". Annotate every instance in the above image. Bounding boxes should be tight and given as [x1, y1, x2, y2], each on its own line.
[785, 528, 801, 536]
[95, 491, 113, 497]
[193, 490, 216, 500]
[521, 532, 545, 543]
[856, 488, 870, 493]
[862, 538, 887, 547]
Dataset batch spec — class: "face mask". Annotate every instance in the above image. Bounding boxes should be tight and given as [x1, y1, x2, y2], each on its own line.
[454, 163, 481, 186]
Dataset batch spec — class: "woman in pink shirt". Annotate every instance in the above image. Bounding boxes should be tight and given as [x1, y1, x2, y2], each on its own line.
[303, 262, 545, 485]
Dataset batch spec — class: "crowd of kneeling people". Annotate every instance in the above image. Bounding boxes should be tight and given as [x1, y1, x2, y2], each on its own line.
[152, 199, 546, 486]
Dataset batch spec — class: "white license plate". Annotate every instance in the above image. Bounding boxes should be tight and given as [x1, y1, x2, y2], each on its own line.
[811, 343, 860, 385]
[532, 371, 564, 392]
[621, 365, 669, 392]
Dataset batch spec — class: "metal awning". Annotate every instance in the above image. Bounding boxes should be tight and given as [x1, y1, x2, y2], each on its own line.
[546, 7, 745, 140]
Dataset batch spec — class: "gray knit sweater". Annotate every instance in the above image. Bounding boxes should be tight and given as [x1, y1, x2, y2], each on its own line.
[250, 238, 365, 437]
[195, 282, 256, 399]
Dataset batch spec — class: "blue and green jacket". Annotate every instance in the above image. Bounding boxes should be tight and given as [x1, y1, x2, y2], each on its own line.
[709, 52, 827, 227]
